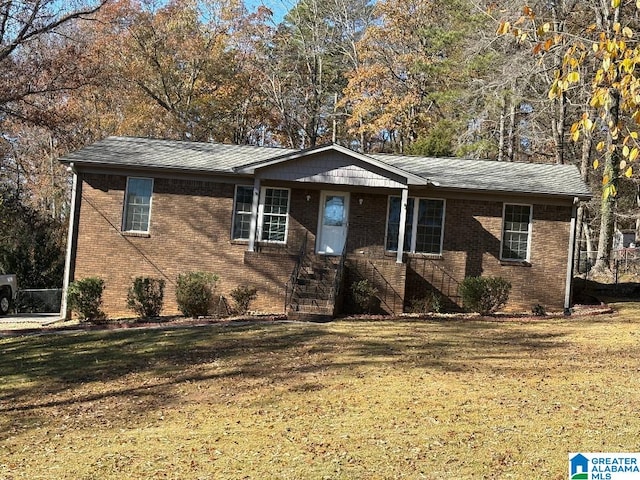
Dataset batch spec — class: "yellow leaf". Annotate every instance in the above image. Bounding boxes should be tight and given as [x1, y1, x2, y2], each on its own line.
[603, 174, 610, 185]
[623, 145, 630, 157]
[584, 118, 594, 131]
[637, 0, 640, 8]
[596, 141, 605, 152]
[625, 166, 634, 177]
[497, 21, 510, 35]
[603, 57, 611, 71]
[620, 159, 627, 169]
[603, 185, 611, 200]
[542, 22, 551, 33]
[612, 0, 621, 8]
[631, 147, 639, 161]
[611, 184, 617, 197]
[623, 26, 634, 38]
[594, 159, 600, 169]
[572, 128, 580, 142]
[631, 131, 639, 139]
[567, 71, 580, 83]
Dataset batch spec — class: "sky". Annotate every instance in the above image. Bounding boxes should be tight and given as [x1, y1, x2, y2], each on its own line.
[244, 0, 291, 23]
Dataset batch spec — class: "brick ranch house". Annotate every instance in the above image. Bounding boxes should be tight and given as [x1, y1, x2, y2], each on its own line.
[59, 136, 591, 319]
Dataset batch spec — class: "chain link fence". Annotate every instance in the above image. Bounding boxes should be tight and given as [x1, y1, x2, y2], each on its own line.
[15, 289, 62, 313]
[577, 248, 640, 280]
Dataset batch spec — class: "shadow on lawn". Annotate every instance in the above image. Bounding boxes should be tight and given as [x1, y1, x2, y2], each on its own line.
[0, 319, 570, 416]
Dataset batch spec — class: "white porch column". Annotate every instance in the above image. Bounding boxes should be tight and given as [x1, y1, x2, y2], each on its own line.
[248, 177, 261, 252]
[396, 187, 409, 264]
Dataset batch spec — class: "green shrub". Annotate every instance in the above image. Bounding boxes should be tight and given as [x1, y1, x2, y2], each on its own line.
[351, 279, 379, 314]
[176, 271, 218, 317]
[409, 291, 443, 314]
[459, 276, 511, 316]
[67, 277, 105, 322]
[532, 303, 546, 316]
[230, 285, 258, 315]
[127, 276, 165, 318]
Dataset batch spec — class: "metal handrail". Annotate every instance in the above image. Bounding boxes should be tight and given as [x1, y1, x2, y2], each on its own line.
[284, 233, 308, 312]
[330, 243, 347, 306]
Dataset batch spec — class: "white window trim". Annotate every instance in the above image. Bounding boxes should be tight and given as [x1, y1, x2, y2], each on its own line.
[231, 184, 253, 241]
[385, 196, 446, 255]
[257, 187, 291, 244]
[122, 177, 154, 234]
[500, 203, 533, 262]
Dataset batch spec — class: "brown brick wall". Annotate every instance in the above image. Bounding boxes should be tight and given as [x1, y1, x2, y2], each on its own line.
[73, 172, 572, 317]
[406, 199, 572, 311]
[74, 173, 296, 317]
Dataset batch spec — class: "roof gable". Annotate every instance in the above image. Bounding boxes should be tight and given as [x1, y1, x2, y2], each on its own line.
[234, 144, 430, 186]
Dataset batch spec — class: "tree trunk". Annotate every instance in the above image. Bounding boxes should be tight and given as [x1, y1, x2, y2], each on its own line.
[594, 90, 620, 272]
[498, 97, 506, 161]
[574, 123, 592, 272]
[506, 100, 516, 161]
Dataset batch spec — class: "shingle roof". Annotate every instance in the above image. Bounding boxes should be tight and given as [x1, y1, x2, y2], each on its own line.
[369, 153, 592, 199]
[60, 136, 297, 173]
[59, 136, 591, 199]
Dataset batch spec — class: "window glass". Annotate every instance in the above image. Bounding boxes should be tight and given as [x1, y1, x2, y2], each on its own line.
[233, 186, 253, 240]
[415, 199, 444, 254]
[124, 177, 153, 232]
[323, 195, 345, 226]
[386, 196, 413, 251]
[501, 204, 531, 260]
[261, 188, 289, 242]
[386, 196, 443, 254]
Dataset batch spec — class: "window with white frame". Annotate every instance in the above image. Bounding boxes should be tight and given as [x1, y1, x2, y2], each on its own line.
[260, 188, 290, 242]
[386, 196, 445, 254]
[501, 204, 532, 261]
[123, 177, 153, 233]
[232, 186, 290, 243]
[232, 185, 253, 240]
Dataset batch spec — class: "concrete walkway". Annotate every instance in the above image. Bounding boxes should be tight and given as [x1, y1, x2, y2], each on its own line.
[0, 313, 61, 325]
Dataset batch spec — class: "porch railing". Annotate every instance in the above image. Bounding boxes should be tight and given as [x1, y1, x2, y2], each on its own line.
[284, 233, 308, 312]
[329, 243, 347, 314]
[348, 258, 404, 314]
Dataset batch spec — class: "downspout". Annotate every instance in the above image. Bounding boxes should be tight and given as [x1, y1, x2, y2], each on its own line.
[396, 187, 409, 264]
[61, 164, 79, 320]
[564, 197, 579, 314]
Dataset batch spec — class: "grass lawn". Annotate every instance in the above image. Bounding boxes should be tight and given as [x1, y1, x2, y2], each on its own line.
[1, 305, 639, 479]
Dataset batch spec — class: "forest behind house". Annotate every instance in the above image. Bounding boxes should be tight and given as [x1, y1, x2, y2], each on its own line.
[2, 0, 639, 290]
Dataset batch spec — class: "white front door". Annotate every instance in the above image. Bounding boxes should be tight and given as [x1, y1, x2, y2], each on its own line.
[317, 191, 349, 255]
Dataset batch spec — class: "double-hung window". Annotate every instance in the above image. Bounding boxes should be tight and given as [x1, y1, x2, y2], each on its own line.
[232, 186, 253, 240]
[232, 186, 290, 243]
[123, 177, 153, 233]
[501, 204, 532, 261]
[386, 196, 445, 254]
[260, 188, 289, 242]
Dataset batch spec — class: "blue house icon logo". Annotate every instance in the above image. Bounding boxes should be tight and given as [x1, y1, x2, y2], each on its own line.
[570, 453, 589, 479]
